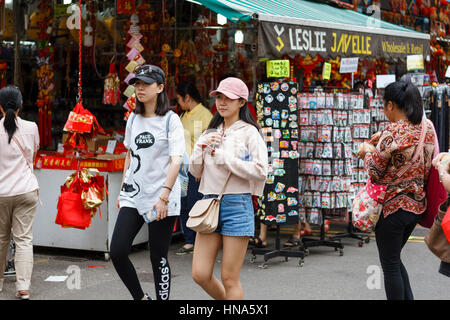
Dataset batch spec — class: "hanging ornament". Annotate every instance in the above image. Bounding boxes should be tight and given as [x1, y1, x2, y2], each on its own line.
[35, 0, 54, 148]
[117, 0, 135, 15]
[84, 22, 93, 47]
[103, 63, 121, 106]
[122, 13, 145, 105]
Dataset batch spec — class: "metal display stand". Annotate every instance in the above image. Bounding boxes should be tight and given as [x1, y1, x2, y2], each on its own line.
[329, 218, 370, 247]
[250, 225, 305, 268]
[300, 218, 344, 256]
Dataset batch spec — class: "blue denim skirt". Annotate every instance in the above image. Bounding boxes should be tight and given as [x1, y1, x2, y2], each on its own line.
[203, 193, 254, 237]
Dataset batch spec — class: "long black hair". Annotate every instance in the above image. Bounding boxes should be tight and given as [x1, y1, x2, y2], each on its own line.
[0, 86, 22, 143]
[133, 82, 171, 116]
[208, 99, 260, 130]
[384, 80, 423, 124]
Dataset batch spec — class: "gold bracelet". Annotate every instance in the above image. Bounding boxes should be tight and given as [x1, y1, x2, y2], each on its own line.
[159, 196, 169, 205]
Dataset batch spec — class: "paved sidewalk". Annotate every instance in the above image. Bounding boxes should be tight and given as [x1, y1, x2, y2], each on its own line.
[1, 223, 449, 300]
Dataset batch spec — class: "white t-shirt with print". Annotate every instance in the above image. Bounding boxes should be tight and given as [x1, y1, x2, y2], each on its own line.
[119, 111, 185, 217]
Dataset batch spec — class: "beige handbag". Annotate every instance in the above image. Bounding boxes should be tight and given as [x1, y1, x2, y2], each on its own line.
[186, 172, 231, 234]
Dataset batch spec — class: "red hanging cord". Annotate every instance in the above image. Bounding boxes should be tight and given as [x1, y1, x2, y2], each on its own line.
[78, 0, 82, 104]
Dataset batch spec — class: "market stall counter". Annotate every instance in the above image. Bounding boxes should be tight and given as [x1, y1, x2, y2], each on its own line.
[32, 151, 148, 261]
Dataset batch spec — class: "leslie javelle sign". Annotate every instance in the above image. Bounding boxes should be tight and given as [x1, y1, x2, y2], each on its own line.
[258, 21, 429, 60]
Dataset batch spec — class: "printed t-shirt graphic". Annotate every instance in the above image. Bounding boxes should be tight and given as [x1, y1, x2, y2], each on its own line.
[119, 112, 185, 217]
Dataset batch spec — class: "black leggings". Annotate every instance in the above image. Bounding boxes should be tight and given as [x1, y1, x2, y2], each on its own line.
[375, 208, 421, 300]
[110, 206, 176, 300]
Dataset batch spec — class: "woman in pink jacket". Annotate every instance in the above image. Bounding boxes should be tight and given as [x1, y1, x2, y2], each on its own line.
[189, 77, 268, 299]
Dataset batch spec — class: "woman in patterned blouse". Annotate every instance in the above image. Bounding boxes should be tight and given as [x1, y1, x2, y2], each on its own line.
[358, 80, 435, 300]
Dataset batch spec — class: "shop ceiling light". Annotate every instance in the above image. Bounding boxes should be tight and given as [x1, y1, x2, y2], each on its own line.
[63, 0, 72, 4]
[217, 14, 227, 26]
[234, 30, 244, 44]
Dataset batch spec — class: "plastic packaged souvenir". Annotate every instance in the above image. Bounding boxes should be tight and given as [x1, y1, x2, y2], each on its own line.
[280, 83, 289, 91]
[309, 110, 318, 125]
[281, 109, 289, 119]
[281, 120, 288, 128]
[282, 129, 290, 139]
[277, 93, 286, 102]
[289, 151, 299, 159]
[322, 143, 333, 158]
[300, 110, 309, 125]
[322, 160, 332, 176]
[298, 93, 308, 109]
[305, 142, 315, 158]
[264, 107, 271, 116]
[275, 182, 286, 193]
[308, 94, 317, 109]
[278, 203, 285, 213]
[289, 114, 297, 122]
[313, 192, 321, 208]
[268, 192, 277, 201]
[273, 169, 286, 176]
[273, 120, 279, 128]
[288, 210, 299, 216]
[281, 150, 289, 158]
[315, 143, 324, 158]
[308, 208, 322, 225]
[287, 186, 298, 193]
[265, 94, 274, 104]
[317, 93, 326, 109]
[312, 160, 323, 176]
[272, 110, 280, 119]
[277, 193, 286, 201]
[274, 129, 282, 139]
[288, 96, 297, 105]
[279, 141, 289, 149]
[276, 214, 287, 223]
[291, 129, 298, 139]
[321, 193, 331, 209]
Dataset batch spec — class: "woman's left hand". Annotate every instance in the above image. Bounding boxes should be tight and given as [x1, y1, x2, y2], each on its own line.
[153, 198, 169, 221]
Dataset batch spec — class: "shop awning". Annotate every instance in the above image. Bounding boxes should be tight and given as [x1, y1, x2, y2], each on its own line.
[197, 0, 430, 61]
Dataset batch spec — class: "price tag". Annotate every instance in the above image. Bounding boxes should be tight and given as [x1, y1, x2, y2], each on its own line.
[322, 62, 331, 80]
[406, 55, 424, 71]
[267, 60, 290, 78]
[376, 74, 396, 89]
[106, 140, 117, 154]
[339, 57, 359, 73]
[54, 4, 70, 18]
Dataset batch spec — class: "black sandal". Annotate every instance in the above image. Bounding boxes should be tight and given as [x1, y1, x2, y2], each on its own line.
[284, 237, 301, 247]
[249, 237, 267, 248]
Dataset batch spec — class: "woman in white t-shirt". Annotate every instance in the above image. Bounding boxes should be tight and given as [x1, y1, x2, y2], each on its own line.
[110, 65, 185, 300]
[0, 86, 40, 300]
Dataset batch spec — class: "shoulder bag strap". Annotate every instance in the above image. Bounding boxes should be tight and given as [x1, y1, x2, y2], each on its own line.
[166, 110, 174, 139]
[12, 136, 33, 172]
[218, 172, 232, 200]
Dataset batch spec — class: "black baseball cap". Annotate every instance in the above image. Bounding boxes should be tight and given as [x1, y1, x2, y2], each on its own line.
[129, 64, 165, 85]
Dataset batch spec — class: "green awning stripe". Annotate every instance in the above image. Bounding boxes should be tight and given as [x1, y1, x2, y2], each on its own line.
[198, 0, 428, 37]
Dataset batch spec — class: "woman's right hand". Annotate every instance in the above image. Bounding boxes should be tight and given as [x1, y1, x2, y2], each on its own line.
[116, 196, 120, 210]
[206, 131, 222, 148]
[433, 152, 450, 173]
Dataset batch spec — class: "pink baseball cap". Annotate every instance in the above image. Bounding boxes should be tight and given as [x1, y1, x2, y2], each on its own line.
[209, 77, 249, 101]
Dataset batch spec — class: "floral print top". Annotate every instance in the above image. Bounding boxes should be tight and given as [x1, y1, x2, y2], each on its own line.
[364, 119, 435, 218]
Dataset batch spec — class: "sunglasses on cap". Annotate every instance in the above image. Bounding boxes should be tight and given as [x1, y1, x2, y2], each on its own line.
[134, 65, 165, 79]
